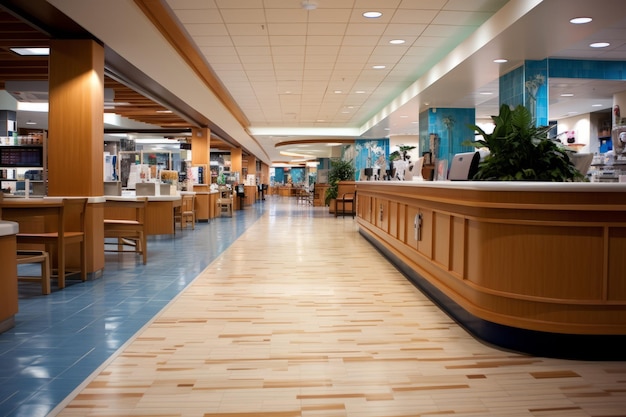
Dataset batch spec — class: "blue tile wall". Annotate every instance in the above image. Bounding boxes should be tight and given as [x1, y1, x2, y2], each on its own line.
[418, 108, 475, 164]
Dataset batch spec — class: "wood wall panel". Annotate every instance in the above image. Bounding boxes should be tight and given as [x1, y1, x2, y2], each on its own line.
[389, 200, 398, 239]
[466, 222, 604, 300]
[450, 216, 466, 278]
[405, 205, 419, 249]
[0, 234, 18, 331]
[397, 203, 407, 243]
[608, 228, 626, 300]
[433, 212, 451, 269]
[418, 209, 433, 259]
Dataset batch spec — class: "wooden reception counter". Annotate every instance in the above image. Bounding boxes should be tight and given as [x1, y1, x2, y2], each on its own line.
[355, 181, 626, 359]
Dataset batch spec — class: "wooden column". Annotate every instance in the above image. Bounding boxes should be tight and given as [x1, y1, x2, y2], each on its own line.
[47, 39, 105, 277]
[261, 162, 270, 185]
[48, 39, 104, 197]
[191, 128, 211, 220]
[231, 147, 242, 182]
[191, 127, 210, 165]
[247, 156, 257, 176]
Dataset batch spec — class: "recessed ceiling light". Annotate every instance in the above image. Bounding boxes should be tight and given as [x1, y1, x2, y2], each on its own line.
[479, 92, 493, 95]
[334, 90, 342, 94]
[363, 11, 382, 18]
[10, 47, 49, 56]
[389, 39, 405, 45]
[560, 93, 574, 97]
[372, 65, 386, 69]
[493, 58, 508, 63]
[570, 17, 592, 24]
[25, 120, 37, 125]
[355, 90, 366, 94]
[590, 42, 610, 48]
[592, 104, 603, 107]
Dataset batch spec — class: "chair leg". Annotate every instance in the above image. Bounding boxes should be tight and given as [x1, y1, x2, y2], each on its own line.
[141, 233, 147, 265]
[57, 243, 65, 289]
[41, 253, 51, 295]
[80, 239, 87, 282]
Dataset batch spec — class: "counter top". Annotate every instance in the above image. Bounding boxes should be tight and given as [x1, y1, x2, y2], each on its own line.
[3, 195, 106, 203]
[105, 194, 182, 202]
[0, 221, 18, 236]
[357, 180, 626, 192]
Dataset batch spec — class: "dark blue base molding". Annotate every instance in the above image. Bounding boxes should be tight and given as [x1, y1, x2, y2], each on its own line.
[359, 229, 626, 361]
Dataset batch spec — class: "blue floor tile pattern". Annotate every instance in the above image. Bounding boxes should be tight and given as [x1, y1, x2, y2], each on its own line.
[0, 200, 268, 417]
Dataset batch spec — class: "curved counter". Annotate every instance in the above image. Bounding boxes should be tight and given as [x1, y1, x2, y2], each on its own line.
[355, 181, 626, 359]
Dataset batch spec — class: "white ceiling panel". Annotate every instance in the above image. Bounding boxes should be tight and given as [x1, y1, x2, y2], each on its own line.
[158, 0, 626, 162]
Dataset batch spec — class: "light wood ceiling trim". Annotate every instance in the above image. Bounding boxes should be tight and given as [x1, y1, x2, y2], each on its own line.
[134, 0, 250, 129]
[275, 139, 355, 148]
[0, 6, 195, 130]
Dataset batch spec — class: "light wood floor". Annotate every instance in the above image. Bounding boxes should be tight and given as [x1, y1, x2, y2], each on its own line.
[54, 198, 626, 417]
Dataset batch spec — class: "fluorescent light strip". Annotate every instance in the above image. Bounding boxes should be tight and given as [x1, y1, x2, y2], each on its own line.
[10, 47, 49, 56]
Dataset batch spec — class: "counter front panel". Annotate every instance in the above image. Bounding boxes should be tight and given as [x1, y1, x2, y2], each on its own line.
[356, 181, 626, 359]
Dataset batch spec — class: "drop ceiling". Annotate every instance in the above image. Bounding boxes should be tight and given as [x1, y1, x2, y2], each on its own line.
[3, 0, 626, 165]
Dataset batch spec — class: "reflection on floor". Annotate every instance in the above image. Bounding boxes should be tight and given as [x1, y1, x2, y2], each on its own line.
[3, 196, 626, 417]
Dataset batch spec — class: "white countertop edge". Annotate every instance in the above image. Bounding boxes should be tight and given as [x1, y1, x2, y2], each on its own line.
[42, 196, 107, 204]
[0, 220, 19, 236]
[104, 195, 182, 201]
[356, 180, 626, 192]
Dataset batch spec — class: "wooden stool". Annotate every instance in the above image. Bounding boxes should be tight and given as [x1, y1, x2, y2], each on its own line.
[217, 198, 233, 217]
[17, 250, 51, 295]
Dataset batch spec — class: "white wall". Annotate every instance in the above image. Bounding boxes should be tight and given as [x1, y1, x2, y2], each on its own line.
[555, 114, 591, 153]
[389, 135, 420, 160]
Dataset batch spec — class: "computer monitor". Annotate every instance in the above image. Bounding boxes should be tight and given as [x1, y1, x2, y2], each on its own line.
[569, 153, 593, 176]
[448, 151, 480, 181]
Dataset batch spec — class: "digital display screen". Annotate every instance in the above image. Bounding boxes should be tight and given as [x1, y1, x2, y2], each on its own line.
[0, 146, 43, 167]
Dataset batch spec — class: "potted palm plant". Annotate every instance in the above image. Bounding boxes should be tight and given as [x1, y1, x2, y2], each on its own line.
[325, 158, 355, 211]
[465, 104, 586, 181]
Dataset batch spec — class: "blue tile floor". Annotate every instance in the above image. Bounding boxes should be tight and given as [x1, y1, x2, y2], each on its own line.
[0, 199, 269, 417]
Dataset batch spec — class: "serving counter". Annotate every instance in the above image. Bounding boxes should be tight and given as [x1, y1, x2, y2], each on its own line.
[355, 181, 626, 359]
[104, 195, 181, 235]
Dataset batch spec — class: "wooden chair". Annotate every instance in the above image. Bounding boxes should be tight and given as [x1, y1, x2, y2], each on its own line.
[335, 190, 356, 218]
[217, 187, 233, 217]
[17, 250, 51, 295]
[1, 194, 52, 295]
[175, 194, 196, 229]
[104, 197, 148, 264]
[16, 198, 88, 289]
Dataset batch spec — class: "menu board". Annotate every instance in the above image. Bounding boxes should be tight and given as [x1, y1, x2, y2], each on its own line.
[0, 146, 43, 167]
